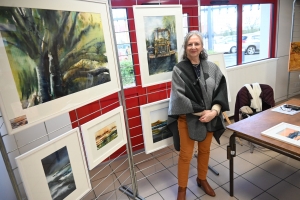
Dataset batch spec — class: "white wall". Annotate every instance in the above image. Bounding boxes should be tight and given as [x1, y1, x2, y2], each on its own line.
[275, 0, 300, 102]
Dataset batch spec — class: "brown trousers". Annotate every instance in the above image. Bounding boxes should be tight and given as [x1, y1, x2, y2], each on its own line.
[177, 115, 213, 187]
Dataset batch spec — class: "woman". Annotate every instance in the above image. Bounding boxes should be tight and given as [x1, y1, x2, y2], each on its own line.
[167, 31, 229, 199]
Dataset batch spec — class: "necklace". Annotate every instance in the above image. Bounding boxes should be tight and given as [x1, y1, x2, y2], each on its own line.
[193, 62, 201, 78]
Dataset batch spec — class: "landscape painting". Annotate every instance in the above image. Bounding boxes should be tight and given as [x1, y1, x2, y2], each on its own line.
[144, 15, 178, 75]
[95, 121, 118, 150]
[41, 146, 76, 200]
[0, 7, 110, 109]
[150, 107, 172, 143]
[277, 128, 300, 141]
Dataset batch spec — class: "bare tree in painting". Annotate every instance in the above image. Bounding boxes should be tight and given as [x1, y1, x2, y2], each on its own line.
[0, 7, 110, 108]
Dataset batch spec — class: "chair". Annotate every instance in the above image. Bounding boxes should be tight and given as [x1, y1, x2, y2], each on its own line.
[234, 83, 275, 152]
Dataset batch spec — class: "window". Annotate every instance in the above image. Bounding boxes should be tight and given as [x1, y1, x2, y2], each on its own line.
[200, 0, 277, 67]
[112, 9, 135, 88]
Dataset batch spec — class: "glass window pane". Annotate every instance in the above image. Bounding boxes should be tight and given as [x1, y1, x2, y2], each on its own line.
[112, 9, 135, 88]
[201, 5, 238, 67]
[242, 4, 271, 64]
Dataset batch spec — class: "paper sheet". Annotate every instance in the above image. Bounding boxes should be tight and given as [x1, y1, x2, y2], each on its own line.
[271, 104, 300, 115]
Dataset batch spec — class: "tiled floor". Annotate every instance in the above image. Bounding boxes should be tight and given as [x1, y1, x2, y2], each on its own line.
[84, 127, 300, 200]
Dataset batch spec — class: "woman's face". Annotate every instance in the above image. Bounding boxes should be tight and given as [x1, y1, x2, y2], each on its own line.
[186, 35, 203, 60]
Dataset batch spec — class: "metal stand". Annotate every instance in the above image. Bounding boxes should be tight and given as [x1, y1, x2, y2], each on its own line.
[119, 186, 145, 200]
[108, 2, 143, 199]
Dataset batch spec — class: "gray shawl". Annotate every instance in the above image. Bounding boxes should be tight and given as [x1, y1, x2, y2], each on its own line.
[167, 59, 229, 151]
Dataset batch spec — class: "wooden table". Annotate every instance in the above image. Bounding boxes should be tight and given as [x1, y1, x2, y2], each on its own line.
[226, 98, 300, 196]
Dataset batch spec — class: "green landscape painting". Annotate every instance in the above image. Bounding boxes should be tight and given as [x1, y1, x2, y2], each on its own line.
[95, 122, 118, 150]
[0, 7, 110, 109]
[144, 15, 178, 75]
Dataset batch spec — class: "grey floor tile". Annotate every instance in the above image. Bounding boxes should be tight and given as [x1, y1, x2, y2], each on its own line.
[210, 147, 228, 163]
[285, 170, 300, 188]
[235, 142, 251, 155]
[147, 169, 178, 191]
[207, 164, 238, 186]
[217, 134, 230, 146]
[136, 177, 157, 198]
[267, 180, 300, 200]
[210, 142, 219, 150]
[208, 157, 219, 168]
[145, 193, 164, 200]
[115, 167, 144, 185]
[238, 149, 272, 166]
[136, 158, 166, 177]
[133, 151, 154, 164]
[222, 156, 256, 175]
[222, 129, 234, 138]
[275, 154, 300, 169]
[96, 189, 130, 200]
[200, 187, 238, 200]
[259, 159, 298, 179]
[242, 167, 281, 190]
[223, 176, 263, 200]
[256, 148, 280, 158]
[168, 162, 197, 178]
[108, 156, 130, 173]
[159, 184, 197, 200]
[91, 174, 120, 197]
[252, 192, 278, 200]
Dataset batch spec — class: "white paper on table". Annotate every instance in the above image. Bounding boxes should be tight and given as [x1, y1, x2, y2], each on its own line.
[271, 104, 300, 115]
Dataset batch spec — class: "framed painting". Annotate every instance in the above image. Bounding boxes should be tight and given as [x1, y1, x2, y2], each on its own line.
[0, 0, 120, 135]
[81, 106, 127, 170]
[140, 99, 173, 154]
[133, 5, 183, 87]
[288, 42, 300, 72]
[261, 122, 300, 148]
[15, 127, 91, 200]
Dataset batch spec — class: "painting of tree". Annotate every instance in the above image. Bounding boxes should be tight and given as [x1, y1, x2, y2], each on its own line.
[0, 7, 110, 109]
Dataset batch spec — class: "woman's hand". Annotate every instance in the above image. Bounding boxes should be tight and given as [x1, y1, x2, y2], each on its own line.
[198, 110, 218, 123]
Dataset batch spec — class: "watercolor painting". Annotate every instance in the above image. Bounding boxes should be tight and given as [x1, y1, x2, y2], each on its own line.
[150, 107, 172, 143]
[41, 146, 76, 200]
[95, 121, 118, 150]
[0, 7, 110, 109]
[288, 42, 300, 71]
[277, 128, 300, 141]
[144, 15, 178, 75]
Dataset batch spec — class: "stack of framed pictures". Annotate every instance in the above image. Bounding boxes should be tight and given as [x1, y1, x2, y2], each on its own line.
[0, 0, 120, 135]
[15, 128, 91, 200]
[140, 99, 172, 154]
[81, 106, 127, 170]
[261, 122, 300, 148]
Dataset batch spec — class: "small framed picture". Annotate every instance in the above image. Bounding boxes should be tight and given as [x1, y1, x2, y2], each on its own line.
[140, 99, 173, 154]
[261, 122, 300, 147]
[81, 106, 127, 170]
[15, 128, 91, 200]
